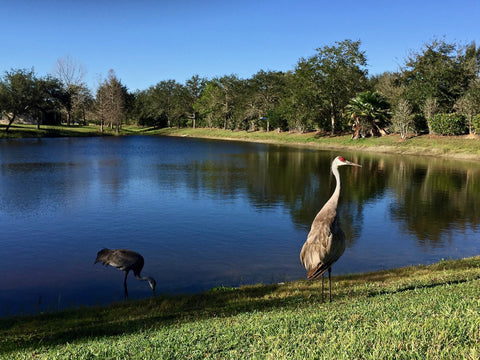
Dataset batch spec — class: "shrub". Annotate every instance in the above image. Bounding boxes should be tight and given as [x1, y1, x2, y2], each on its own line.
[391, 99, 413, 139]
[473, 114, 480, 135]
[429, 113, 467, 135]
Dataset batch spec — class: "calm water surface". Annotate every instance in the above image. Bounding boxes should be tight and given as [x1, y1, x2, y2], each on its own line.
[1, 136, 479, 316]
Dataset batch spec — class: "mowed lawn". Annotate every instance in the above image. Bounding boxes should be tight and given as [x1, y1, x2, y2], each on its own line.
[1, 257, 480, 359]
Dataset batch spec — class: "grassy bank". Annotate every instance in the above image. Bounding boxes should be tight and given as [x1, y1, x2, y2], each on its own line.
[3, 124, 480, 161]
[2, 257, 480, 359]
[0, 124, 150, 138]
[152, 127, 480, 161]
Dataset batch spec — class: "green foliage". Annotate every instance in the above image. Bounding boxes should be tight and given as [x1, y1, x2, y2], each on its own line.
[0, 69, 68, 131]
[391, 99, 413, 139]
[2, 39, 480, 138]
[429, 113, 467, 135]
[401, 39, 480, 113]
[473, 114, 480, 134]
[345, 91, 390, 138]
[295, 39, 368, 134]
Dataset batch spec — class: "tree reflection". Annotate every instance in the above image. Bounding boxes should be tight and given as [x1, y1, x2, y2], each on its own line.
[388, 158, 480, 245]
[2, 137, 480, 251]
[179, 147, 480, 250]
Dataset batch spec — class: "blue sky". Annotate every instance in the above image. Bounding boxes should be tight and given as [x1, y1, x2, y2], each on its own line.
[1, 0, 478, 91]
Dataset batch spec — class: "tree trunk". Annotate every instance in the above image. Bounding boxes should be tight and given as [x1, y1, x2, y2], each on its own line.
[5, 114, 16, 132]
[330, 101, 335, 135]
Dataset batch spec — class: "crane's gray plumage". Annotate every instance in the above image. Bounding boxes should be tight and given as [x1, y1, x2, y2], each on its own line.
[300, 156, 361, 301]
[95, 248, 156, 298]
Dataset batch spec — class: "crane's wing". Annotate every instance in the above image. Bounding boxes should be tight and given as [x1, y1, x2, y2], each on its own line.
[95, 249, 143, 272]
[300, 206, 345, 279]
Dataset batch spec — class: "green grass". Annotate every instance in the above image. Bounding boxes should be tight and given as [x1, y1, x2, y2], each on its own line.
[153, 128, 480, 160]
[0, 124, 110, 138]
[2, 257, 480, 359]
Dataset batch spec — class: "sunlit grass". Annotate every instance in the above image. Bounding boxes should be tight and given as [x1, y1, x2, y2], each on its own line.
[2, 257, 480, 359]
[153, 128, 480, 159]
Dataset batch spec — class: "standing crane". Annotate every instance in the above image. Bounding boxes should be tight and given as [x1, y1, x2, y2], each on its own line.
[94, 248, 156, 298]
[300, 156, 361, 301]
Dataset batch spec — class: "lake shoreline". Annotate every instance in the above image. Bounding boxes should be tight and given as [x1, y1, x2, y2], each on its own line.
[153, 128, 480, 162]
[2, 256, 480, 358]
[2, 124, 480, 161]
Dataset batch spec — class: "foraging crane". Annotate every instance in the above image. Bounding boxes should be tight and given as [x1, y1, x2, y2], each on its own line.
[94, 248, 156, 298]
[300, 156, 361, 301]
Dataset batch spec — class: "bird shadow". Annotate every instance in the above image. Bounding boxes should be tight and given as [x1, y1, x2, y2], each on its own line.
[365, 275, 480, 298]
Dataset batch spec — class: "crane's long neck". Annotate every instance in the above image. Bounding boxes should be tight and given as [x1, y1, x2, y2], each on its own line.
[328, 164, 341, 209]
[135, 274, 153, 282]
[134, 274, 156, 291]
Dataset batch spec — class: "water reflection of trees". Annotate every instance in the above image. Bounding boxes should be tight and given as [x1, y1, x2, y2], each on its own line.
[3, 137, 480, 250]
[174, 147, 480, 249]
[388, 158, 480, 245]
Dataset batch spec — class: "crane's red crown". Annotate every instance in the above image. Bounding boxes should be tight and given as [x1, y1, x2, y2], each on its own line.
[337, 156, 346, 162]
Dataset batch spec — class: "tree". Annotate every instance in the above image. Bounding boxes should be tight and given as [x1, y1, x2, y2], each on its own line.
[194, 81, 221, 129]
[345, 91, 390, 139]
[54, 56, 87, 126]
[0, 69, 37, 132]
[422, 97, 439, 134]
[248, 70, 286, 131]
[401, 39, 480, 113]
[194, 75, 242, 130]
[31, 75, 64, 129]
[454, 79, 480, 134]
[280, 71, 319, 132]
[71, 83, 94, 125]
[295, 39, 368, 134]
[185, 75, 206, 129]
[215, 74, 242, 130]
[95, 70, 126, 133]
[391, 99, 414, 140]
[374, 72, 405, 108]
[150, 80, 182, 127]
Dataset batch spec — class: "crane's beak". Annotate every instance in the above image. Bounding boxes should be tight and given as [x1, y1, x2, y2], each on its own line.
[346, 160, 361, 167]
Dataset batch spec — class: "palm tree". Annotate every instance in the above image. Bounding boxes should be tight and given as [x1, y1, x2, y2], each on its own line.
[346, 91, 391, 139]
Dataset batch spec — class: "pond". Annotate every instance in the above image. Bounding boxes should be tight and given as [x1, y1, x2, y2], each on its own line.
[1, 135, 479, 316]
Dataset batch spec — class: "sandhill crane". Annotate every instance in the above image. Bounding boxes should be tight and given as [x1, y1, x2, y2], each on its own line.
[300, 156, 361, 301]
[94, 248, 156, 298]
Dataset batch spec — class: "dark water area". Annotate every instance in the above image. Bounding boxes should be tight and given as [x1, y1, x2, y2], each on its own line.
[1, 136, 479, 316]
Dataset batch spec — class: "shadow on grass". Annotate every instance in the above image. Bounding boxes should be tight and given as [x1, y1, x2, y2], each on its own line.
[0, 284, 286, 353]
[2, 257, 480, 354]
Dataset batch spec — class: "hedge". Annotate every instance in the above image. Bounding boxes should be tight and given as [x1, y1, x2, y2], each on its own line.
[428, 113, 467, 135]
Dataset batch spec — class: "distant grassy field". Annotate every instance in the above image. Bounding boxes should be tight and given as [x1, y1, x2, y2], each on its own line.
[2, 124, 480, 160]
[152, 127, 480, 160]
[1, 257, 480, 359]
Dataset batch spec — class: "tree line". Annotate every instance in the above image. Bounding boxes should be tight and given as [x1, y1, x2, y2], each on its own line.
[1, 38, 480, 137]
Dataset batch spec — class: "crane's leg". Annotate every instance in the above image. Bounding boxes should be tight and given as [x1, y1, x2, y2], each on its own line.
[124, 271, 129, 298]
[328, 267, 332, 302]
[321, 274, 325, 302]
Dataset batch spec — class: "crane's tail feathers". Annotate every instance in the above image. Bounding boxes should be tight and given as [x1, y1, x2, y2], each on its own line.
[307, 264, 329, 280]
